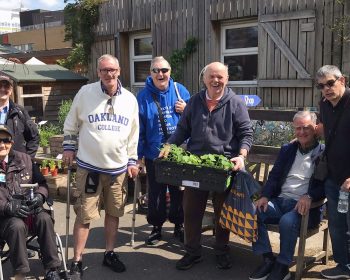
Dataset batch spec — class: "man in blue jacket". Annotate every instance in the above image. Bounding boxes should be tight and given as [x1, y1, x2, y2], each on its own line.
[161, 62, 253, 270]
[137, 56, 190, 245]
[249, 111, 325, 280]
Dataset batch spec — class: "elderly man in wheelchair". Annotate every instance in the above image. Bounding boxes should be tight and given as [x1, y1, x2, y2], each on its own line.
[0, 125, 61, 280]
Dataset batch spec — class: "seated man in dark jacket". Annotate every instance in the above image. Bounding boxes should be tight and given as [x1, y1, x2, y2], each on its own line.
[249, 111, 325, 280]
[0, 125, 61, 280]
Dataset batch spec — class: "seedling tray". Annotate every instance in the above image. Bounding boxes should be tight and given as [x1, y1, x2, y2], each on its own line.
[154, 158, 232, 193]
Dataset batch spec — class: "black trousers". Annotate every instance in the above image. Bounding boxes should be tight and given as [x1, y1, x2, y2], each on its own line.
[145, 159, 184, 227]
[0, 211, 61, 274]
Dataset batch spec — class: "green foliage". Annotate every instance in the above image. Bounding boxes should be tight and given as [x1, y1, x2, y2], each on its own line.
[168, 37, 198, 82]
[39, 124, 60, 147]
[164, 144, 234, 170]
[40, 159, 49, 169]
[62, 0, 103, 70]
[57, 44, 86, 73]
[58, 99, 73, 133]
[49, 160, 57, 170]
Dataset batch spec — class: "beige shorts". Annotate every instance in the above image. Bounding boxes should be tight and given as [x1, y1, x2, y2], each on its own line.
[73, 167, 128, 224]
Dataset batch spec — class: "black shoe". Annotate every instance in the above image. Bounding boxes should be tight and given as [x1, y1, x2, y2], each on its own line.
[321, 265, 350, 279]
[249, 257, 275, 280]
[174, 224, 184, 243]
[70, 260, 83, 279]
[216, 253, 232, 269]
[45, 269, 61, 280]
[266, 261, 290, 280]
[145, 226, 162, 245]
[103, 251, 126, 273]
[176, 253, 203, 270]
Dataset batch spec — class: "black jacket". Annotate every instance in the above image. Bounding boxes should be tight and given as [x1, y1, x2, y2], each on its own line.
[6, 100, 39, 158]
[0, 150, 48, 216]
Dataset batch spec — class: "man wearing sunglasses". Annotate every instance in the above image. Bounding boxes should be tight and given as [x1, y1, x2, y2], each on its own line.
[315, 65, 350, 279]
[0, 76, 39, 158]
[137, 56, 190, 245]
[0, 125, 61, 280]
[63, 54, 139, 278]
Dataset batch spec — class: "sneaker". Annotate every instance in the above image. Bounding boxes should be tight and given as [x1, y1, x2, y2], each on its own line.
[70, 260, 83, 279]
[176, 253, 203, 270]
[145, 226, 162, 245]
[321, 265, 350, 279]
[266, 261, 290, 280]
[103, 251, 126, 273]
[249, 257, 275, 280]
[216, 253, 232, 269]
[174, 224, 184, 243]
[45, 269, 60, 280]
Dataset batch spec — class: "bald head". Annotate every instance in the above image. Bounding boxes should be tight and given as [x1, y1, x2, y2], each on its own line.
[203, 62, 229, 99]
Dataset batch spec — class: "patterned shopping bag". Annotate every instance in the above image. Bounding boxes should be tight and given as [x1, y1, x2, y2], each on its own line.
[219, 170, 260, 243]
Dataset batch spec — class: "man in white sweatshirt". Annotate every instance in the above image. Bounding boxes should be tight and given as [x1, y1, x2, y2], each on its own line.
[62, 54, 139, 279]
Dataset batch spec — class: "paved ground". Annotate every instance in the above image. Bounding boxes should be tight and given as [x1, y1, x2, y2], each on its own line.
[2, 198, 335, 280]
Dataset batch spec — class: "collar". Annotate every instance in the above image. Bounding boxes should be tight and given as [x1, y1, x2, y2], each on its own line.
[0, 102, 9, 112]
[205, 90, 223, 101]
[298, 141, 319, 155]
[100, 80, 122, 97]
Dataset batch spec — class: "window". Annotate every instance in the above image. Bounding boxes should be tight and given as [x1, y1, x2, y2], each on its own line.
[221, 22, 258, 85]
[130, 33, 152, 86]
[22, 85, 44, 121]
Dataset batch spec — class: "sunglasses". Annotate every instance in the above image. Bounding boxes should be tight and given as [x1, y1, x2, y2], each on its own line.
[0, 138, 12, 144]
[107, 98, 114, 115]
[0, 82, 11, 89]
[99, 68, 119, 75]
[316, 77, 339, 90]
[151, 68, 170, 74]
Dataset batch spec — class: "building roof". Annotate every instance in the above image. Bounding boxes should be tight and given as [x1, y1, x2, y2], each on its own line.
[0, 63, 88, 83]
[25, 57, 46, 65]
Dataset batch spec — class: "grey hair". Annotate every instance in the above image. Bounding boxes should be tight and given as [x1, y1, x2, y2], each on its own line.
[293, 111, 317, 125]
[315, 65, 342, 80]
[97, 54, 119, 68]
[150, 56, 171, 71]
[202, 62, 228, 78]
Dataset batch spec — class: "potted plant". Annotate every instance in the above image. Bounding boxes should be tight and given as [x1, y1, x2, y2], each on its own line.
[49, 160, 58, 177]
[40, 159, 49, 176]
[39, 124, 60, 155]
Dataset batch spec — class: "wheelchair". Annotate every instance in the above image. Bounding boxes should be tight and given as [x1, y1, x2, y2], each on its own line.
[0, 196, 68, 280]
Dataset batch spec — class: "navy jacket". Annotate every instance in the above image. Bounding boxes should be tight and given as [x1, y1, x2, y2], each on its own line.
[262, 141, 325, 202]
[168, 87, 253, 157]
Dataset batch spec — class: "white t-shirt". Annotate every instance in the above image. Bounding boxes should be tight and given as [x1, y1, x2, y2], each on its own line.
[279, 148, 316, 201]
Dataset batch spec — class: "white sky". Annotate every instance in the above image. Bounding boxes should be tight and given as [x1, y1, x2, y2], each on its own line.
[0, 0, 66, 11]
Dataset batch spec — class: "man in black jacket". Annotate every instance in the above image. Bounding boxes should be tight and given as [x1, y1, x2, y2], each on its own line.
[0, 125, 61, 280]
[0, 75, 39, 158]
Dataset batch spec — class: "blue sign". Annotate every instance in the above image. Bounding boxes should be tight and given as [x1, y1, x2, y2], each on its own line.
[239, 95, 261, 107]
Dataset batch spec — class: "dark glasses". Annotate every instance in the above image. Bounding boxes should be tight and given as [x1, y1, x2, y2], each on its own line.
[316, 77, 339, 90]
[151, 68, 170, 74]
[0, 82, 11, 89]
[0, 138, 12, 144]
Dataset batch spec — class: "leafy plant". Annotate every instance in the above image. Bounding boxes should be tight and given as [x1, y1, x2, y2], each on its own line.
[163, 144, 234, 171]
[49, 160, 57, 170]
[58, 99, 73, 133]
[39, 124, 60, 147]
[61, 0, 103, 72]
[168, 37, 198, 82]
[40, 159, 49, 169]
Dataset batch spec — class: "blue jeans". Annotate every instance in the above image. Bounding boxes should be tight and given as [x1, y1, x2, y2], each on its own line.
[252, 197, 302, 265]
[324, 178, 350, 269]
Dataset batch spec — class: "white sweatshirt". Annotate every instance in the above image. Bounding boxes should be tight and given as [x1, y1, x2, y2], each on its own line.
[63, 81, 139, 174]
